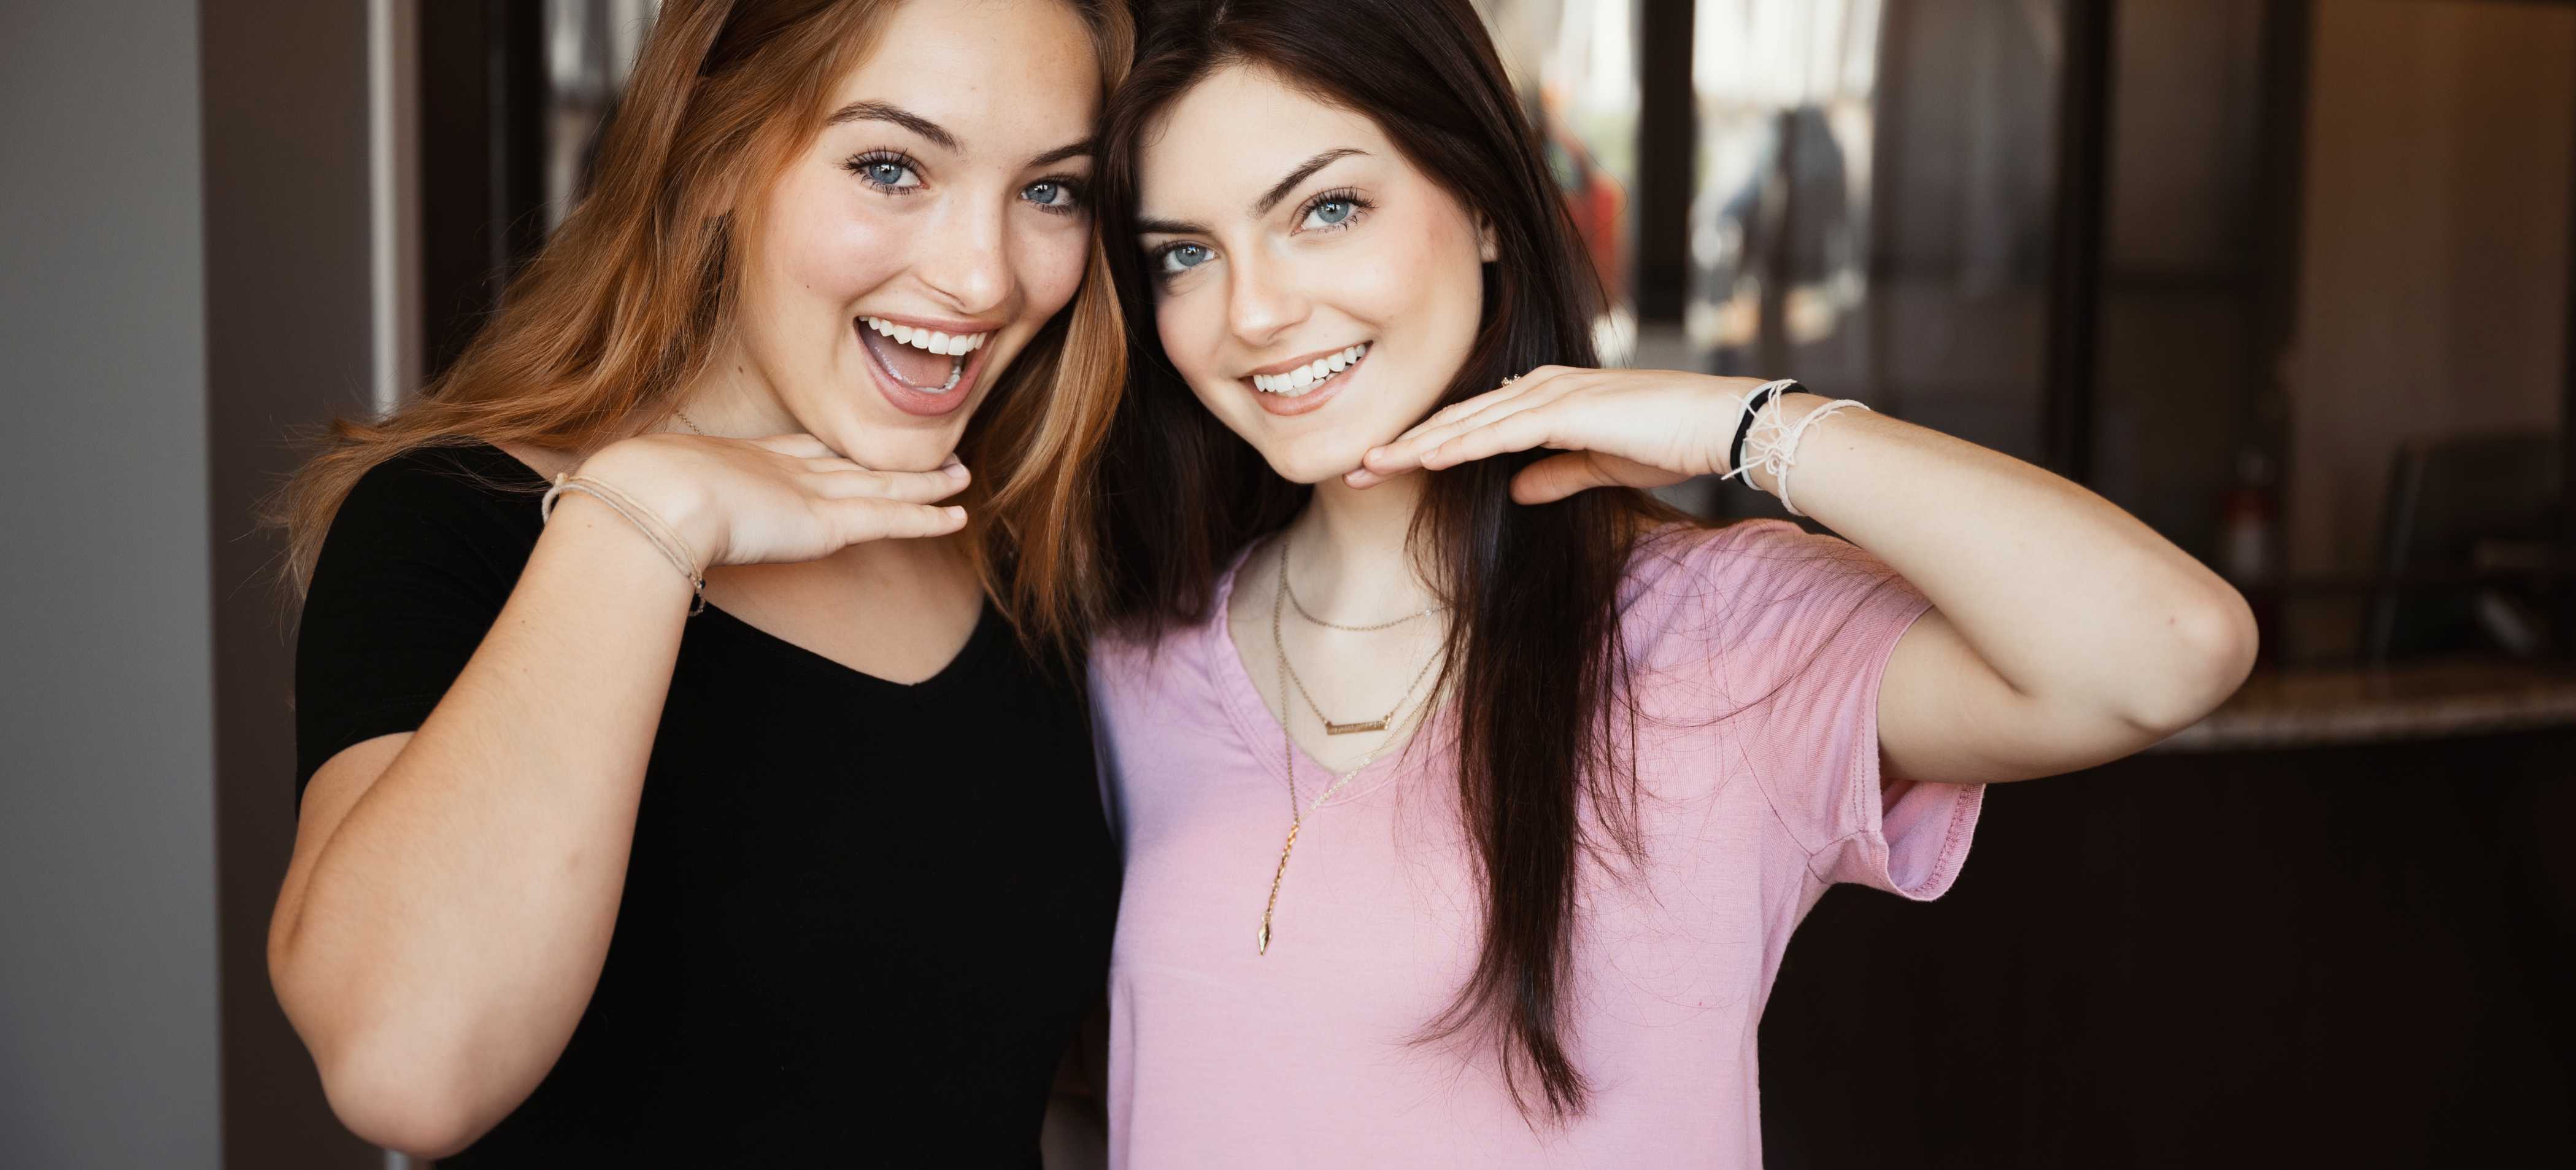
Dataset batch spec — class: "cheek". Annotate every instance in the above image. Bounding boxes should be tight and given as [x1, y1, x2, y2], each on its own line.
[779, 200, 906, 305]
[755, 165, 905, 312]
[1389, 206, 1484, 323]
[1155, 291, 1225, 386]
[1014, 223, 1091, 320]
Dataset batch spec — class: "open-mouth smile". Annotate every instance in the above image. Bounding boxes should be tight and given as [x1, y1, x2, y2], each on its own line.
[858, 314, 997, 417]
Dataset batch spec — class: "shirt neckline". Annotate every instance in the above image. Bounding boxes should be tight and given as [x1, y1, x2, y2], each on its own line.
[463, 438, 1001, 694]
[1201, 539, 1437, 808]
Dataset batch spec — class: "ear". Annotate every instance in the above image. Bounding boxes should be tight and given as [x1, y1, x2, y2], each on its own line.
[1477, 214, 1500, 263]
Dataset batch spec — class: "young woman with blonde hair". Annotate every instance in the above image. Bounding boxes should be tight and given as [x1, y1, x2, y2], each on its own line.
[267, 0, 1130, 1161]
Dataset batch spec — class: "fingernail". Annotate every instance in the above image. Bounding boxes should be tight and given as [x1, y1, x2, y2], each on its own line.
[945, 461, 969, 478]
[946, 506, 966, 521]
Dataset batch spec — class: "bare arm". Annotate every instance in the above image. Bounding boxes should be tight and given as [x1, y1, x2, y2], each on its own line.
[1734, 397, 2257, 783]
[269, 436, 968, 1156]
[1358, 373, 2258, 786]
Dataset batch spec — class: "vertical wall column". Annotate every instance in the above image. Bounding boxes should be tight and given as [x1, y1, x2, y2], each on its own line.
[200, 0, 400, 1163]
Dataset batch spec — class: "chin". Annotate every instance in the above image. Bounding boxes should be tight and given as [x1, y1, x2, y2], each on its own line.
[814, 419, 964, 474]
[1252, 436, 1370, 486]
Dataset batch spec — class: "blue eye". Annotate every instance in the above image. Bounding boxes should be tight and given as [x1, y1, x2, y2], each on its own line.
[1303, 199, 1357, 228]
[1023, 179, 1084, 214]
[846, 153, 922, 192]
[1156, 242, 1213, 276]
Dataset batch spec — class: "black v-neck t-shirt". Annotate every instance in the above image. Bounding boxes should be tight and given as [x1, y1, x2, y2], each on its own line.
[293, 443, 1117, 1166]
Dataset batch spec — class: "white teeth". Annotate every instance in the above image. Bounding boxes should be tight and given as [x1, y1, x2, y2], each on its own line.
[862, 317, 990, 356]
[858, 316, 985, 393]
[1248, 343, 1371, 395]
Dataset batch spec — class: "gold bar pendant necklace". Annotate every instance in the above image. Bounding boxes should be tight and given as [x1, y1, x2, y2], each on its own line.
[1259, 540, 1443, 954]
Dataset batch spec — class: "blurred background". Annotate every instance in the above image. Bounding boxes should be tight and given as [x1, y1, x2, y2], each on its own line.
[3, 0, 2569, 1166]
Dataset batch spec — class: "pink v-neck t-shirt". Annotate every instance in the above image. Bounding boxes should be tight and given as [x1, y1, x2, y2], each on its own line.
[1087, 521, 1984, 1168]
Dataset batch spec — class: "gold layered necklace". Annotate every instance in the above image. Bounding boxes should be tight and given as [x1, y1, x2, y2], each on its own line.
[1255, 538, 1443, 955]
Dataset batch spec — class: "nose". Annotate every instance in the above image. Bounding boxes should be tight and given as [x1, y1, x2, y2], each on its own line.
[1224, 248, 1311, 350]
[915, 196, 1014, 317]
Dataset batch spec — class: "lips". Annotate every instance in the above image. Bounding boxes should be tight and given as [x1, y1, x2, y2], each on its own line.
[1241, 342, 1371, 417]
[858, 316, 997, 417]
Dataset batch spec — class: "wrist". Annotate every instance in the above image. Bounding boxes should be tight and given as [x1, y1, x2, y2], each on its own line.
[573, 439, 720, 573]
[1714, 378, 1802, 478]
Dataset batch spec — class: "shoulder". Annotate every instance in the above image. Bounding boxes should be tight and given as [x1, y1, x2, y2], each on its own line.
[1625, 519, 1900, 605]
[1087, 540, 1255, 707]
[1084, 616, 1203, 713]
[308, 441, 550, 602]
[331, 441, 549, 543]
[1619, 520, 1925, 665]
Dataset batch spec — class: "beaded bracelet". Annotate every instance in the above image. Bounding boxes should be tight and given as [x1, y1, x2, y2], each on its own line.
[540, 473, 709, 615]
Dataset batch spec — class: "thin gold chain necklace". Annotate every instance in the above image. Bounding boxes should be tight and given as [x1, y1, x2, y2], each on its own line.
[1282, 560, 1443, 632]
[1275, 544, 1441, 735]
[1256, 538, 1441, 955]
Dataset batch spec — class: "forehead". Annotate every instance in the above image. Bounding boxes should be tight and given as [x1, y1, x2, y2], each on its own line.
[833, 0, 1099, 146]
[1139, 64, 1394, 214]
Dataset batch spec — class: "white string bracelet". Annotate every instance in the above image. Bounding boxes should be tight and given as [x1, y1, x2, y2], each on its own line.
[1717, 384, 1793, 484]
[541, 472, 709, 615]
[1722, 393, 1872, 517]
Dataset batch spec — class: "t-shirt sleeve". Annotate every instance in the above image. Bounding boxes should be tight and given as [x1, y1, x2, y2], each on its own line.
[1657, 521, 1982, 901]
[293, 452, 538, 797]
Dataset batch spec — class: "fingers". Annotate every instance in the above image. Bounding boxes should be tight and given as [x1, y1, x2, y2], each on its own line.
[822, 496, 970, 544]
[1359, 367, 1587, 481]
[809, 460, 971, 505]
[1360, 397, 1558, 482]
[1421, 407, 1558, 470]
[1352, 405, 1561, 488]
[1510, 451, 1623, 505]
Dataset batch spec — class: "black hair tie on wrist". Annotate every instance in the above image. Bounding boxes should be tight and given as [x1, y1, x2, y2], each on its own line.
[1729, 379, 1800, 476]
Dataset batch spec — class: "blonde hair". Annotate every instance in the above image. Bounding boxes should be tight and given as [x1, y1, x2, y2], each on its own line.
[272, 0, 1133, 653]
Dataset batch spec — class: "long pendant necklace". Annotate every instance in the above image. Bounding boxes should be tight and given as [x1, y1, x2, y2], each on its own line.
[1256, 538, 1441, 955]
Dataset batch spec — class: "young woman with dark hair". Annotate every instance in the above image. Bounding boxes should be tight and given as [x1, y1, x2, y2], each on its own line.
[266, 0, 1132, 1161]
[1078, 0, 2256, 1163]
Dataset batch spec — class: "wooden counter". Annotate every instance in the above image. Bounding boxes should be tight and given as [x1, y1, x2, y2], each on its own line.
[2156, 660, 2576, 751]
[1761, 692, 2574, 1167]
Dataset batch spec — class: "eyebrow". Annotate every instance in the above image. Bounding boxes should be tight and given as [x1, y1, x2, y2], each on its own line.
[1136, 147, 1371, 239]
[827, 101, 957, 151]
[1026, 140, 1094, 169]
[828, 100, 1089, 171]
[1253, 148, 1366, 215]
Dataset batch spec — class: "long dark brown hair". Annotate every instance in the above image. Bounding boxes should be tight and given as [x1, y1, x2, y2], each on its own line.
[1092, 0, 1699, 1123]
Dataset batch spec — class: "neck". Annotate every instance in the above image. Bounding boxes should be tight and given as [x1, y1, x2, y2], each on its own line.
[666, 347, 797, 439]
[1281, 471, 1437, 620]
